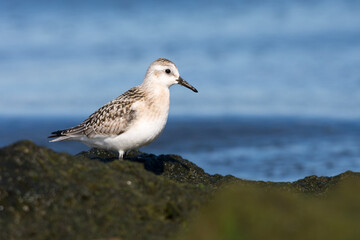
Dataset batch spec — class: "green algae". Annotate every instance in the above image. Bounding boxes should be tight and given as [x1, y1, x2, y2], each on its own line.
[1, 140, 359, 240]
[178, 177, 360, 240]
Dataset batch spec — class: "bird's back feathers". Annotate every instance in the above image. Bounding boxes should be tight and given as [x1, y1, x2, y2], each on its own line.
[48, 86, 144, 141]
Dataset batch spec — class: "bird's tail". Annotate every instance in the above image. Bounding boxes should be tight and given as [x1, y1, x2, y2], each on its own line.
[48, 125, 86, 142]
[48, 130, 72, 142]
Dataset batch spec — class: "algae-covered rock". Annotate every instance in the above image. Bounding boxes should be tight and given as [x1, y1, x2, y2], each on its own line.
[1, 140, 360, 240]
[79, 148, 238, 187]
[0, 141, 212, 240]
[178, 177, 360, 240]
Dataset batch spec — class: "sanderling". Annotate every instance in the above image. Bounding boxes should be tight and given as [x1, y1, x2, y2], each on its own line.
[49, 58, 198, 159]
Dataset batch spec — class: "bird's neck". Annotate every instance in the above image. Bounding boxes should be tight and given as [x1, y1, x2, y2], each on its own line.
[139, 83, 170, 112]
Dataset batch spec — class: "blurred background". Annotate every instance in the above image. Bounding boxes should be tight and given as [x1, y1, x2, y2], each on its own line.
[0, 0, 359, 181]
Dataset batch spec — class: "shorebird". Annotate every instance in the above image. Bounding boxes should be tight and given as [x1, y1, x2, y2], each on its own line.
[49, 58, 198, 159]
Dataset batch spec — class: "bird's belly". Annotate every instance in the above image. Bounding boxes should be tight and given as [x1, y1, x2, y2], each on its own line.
[103, 115, 168, 151]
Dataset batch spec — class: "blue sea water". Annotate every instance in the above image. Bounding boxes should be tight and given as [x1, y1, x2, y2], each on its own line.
[0, 0, 359, 181]
[0, 0, 359, 118]
[1, 116, 359, 182]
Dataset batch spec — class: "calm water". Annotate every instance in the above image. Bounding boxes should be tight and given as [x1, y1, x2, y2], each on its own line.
[0, 0, 359, 118]
[1, 116, 359, 182]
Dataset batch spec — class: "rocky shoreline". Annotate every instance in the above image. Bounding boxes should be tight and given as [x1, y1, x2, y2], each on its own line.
[1, 140, 359, 239]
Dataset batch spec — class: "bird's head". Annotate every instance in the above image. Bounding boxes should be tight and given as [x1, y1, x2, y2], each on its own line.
[144, 58, 198, 93]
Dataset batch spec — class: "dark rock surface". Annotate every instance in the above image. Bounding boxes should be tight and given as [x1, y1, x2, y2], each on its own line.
[0, 140, 359, 240]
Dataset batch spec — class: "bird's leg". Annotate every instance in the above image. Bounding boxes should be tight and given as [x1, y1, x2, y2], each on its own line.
[118, 150, 124, 160]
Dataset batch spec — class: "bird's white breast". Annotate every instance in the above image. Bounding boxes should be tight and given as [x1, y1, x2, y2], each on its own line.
[101, 87, 170, 152]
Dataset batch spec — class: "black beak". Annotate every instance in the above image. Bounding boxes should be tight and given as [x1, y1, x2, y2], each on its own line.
[177, 77, 198, 93]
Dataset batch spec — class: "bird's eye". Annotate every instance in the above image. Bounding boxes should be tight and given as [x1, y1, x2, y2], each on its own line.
[165, 69, 171, 74]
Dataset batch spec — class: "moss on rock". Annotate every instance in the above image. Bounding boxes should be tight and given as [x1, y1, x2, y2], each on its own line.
[179, 176, 360, 240]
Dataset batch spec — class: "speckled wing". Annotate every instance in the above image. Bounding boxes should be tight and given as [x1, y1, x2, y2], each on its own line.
[50, 87, 145, 139]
